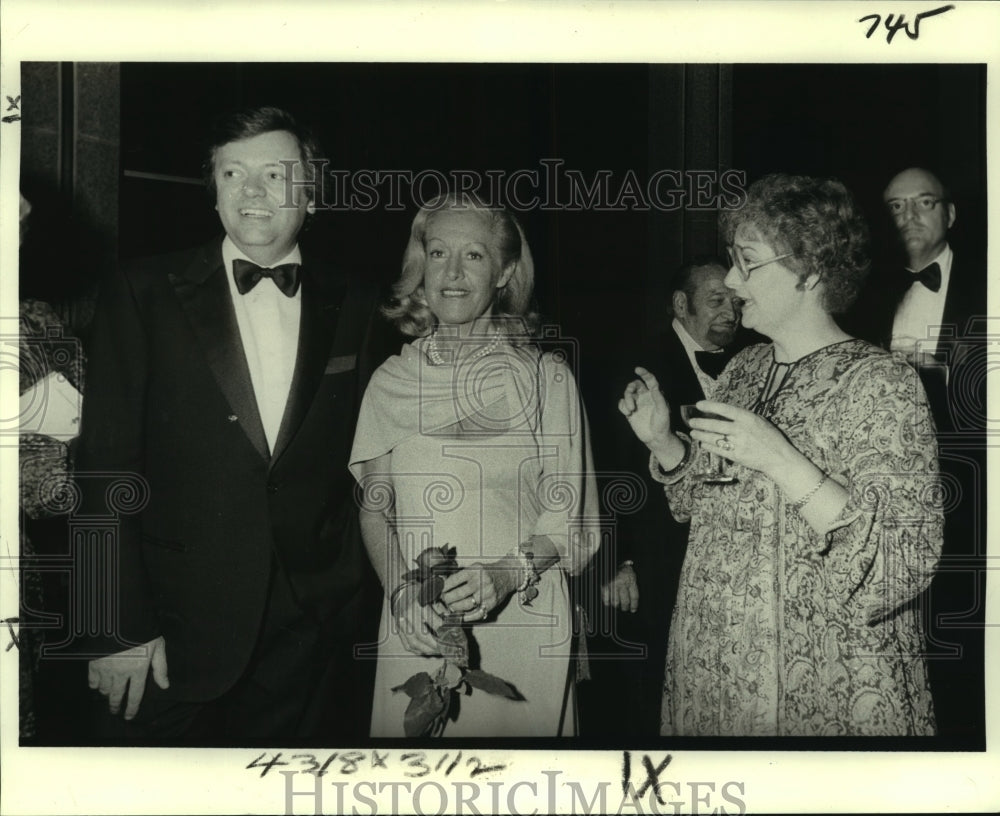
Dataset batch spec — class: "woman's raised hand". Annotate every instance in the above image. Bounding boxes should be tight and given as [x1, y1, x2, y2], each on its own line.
[618, 367, 673, 446]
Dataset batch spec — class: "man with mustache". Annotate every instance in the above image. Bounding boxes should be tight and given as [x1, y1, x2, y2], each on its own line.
[77, 106, 383, 743]
[600, 257, 742, 735]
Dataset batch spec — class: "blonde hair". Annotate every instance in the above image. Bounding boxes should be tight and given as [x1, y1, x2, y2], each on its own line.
[382, 193, 538, 337]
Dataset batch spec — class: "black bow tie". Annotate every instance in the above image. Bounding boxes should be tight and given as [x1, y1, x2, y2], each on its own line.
[908, 262, 941, 293]
[232, 259, 301, 297]
[694, 348, 732, 379]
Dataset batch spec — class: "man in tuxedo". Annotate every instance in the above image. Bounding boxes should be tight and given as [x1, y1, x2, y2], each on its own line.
[600, 257, 742, 735]
[877, 167, 987, 744]
[77, 106, 384, 743]
[880, 168, 981, 380]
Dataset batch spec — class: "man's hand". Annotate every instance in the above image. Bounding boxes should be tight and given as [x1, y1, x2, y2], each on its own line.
[602, 563, 640, 613]
[88, 636, 169, 720]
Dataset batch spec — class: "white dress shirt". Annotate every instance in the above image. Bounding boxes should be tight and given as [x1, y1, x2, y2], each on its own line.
[891, 243, 952, 360]
[672, 318, 718, 398]
[222, 236, 302, 453]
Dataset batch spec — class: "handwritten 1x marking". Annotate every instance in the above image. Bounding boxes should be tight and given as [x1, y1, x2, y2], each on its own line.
[637, 754, 673, 804]
[859, 5, 955, 43]
[623, 751, 673, 805]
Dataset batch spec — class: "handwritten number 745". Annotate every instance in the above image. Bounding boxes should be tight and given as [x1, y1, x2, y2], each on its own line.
[860, 5, 954, 43]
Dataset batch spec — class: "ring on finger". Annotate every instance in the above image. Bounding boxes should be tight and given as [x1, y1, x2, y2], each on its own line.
[717, 435, 734, 452]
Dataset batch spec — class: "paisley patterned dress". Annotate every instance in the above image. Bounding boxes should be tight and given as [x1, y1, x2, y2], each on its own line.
[655, 340, 942, 736]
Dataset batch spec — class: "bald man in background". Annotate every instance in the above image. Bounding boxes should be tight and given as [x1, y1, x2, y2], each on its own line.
[870, 167, 986, 745]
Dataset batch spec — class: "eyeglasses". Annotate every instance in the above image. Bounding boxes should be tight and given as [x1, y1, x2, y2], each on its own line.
[726, 247, 796, 282]
[885, 196, 948, 216]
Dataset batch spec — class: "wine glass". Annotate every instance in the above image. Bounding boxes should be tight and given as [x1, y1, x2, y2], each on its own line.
[679, 404, 738, 485]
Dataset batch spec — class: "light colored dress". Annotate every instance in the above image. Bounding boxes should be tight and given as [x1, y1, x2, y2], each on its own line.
[655, 340, 942, 736]
[350, 336, 599, 737]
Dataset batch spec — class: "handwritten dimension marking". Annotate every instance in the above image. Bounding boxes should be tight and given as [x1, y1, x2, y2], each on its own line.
[246, 750, 507, 779]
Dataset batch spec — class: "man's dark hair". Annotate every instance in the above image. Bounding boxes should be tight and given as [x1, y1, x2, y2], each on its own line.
[669, 255, 729, 316]
[202, 105, 324, 201]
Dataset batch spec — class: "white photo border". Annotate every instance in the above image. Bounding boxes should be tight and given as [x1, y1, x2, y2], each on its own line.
[1, 1, 996, 814]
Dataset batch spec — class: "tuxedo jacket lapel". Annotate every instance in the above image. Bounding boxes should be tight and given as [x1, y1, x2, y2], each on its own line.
[270, 261, 346, 466]
[169, 242, 270, 461]
[941, 251, 980, 342]
[668, 329, 706, 394]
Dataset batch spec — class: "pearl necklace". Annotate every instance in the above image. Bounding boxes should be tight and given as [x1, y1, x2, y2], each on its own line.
[427, 327, 504, 366]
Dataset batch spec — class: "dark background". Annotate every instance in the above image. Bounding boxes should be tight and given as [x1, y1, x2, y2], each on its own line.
[20, 61, 988, 427]
[114, 62, 989, 450]
[18, 62, 988, 748]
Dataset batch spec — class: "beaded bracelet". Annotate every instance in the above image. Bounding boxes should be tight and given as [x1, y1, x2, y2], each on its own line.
[515, 546, 541, 599]
[649, 433, 693, 483]
[789, 474, 828, 510]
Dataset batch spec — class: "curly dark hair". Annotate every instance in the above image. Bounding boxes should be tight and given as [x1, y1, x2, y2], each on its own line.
[719, 174, 870, 314]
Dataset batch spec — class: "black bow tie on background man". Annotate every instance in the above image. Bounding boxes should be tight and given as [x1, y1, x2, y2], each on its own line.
[232, 259, 301, 297]
[694, 348, 735, 379]
[908, 261, 941, 293]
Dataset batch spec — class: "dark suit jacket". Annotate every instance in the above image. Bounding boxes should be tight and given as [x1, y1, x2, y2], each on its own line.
[846, 244, 986, 434]
[76, 239, 385, 700]
[862, 247, 981, 348]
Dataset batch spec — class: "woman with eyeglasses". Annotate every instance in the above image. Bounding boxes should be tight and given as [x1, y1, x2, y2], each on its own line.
[619, 173, 943, 736]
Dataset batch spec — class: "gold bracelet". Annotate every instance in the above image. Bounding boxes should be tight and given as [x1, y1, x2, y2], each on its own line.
[789, 474, 828, 510]
[389, 580, 419, 617]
